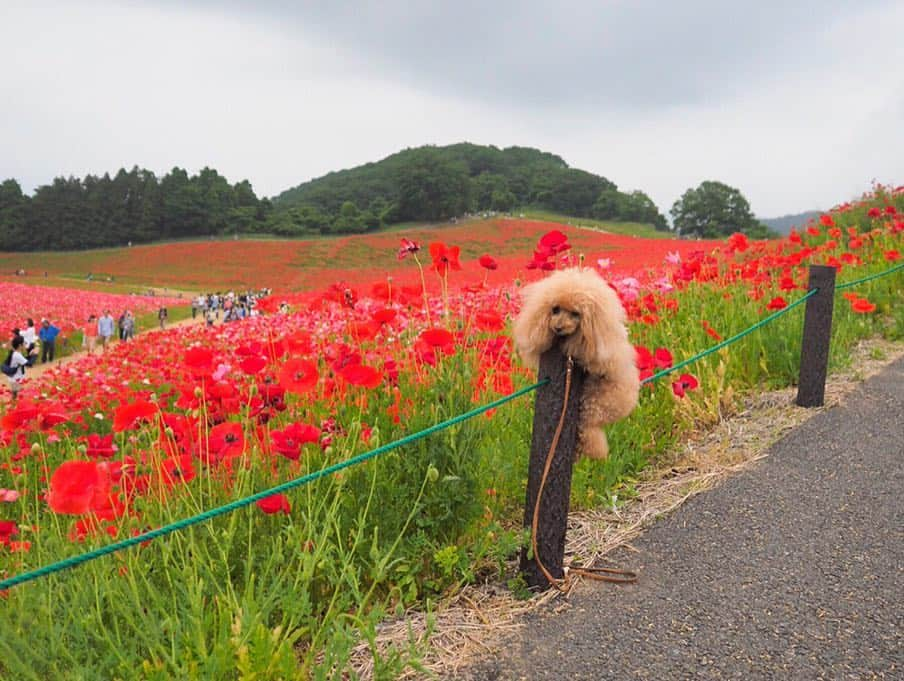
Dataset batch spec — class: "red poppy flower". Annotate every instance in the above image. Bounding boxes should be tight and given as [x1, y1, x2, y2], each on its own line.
[85, 433, 117, 459]
[867, 207, 881, 218]
[257, 493, 291, 515]
[851, 297, 876, 314]
[653, 347, 673, 369]
[702, 321, 723, 341]
[46, 460, 112, 515]
[207, 422, 245, 460]
[270, 422, 321, 461]
[185, 346, 214, 373]
[806, 226, 821, 237]
[279, 358, 319, 393]
[372, 308, 397, 324]
[419, 327, 455, 349]
[671, 374, 699, 398]
[766, 297, 788, 311]
[538, 230, 570, 253]
[0, 520, 18, 545]
[727, 233, 749, 253]
[884, 249, 900, 261]
[338, 363, 383, 389]
[478, 254, 498, 270]
[819, 214, 835, 228]
[159, 454, 197, 486]
[397, 238, 421, 260]
[886, 205, 898, 215]
[475, 310, 505, 331]
[113, 400, 158, 432]
[429, 242, 462, 275]
[239, 355, 267, 375]
[779, 276, 797, 291]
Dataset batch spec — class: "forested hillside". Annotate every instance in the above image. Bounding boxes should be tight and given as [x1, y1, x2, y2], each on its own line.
[759, 210, 821, 235]
[0, 143, 669, 252]
[271, 143, 668, 235]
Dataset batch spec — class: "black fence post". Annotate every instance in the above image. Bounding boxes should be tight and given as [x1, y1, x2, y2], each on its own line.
[519, 344, 586, 590]
[796, 265, 837, 407]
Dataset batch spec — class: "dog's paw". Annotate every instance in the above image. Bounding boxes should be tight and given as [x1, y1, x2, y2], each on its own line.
[578, 428, 609, 460]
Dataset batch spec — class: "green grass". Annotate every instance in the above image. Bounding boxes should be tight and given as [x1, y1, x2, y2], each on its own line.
[514, 208, 671, 238]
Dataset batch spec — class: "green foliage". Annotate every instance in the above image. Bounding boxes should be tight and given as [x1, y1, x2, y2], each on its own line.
[0, 167, 272, 251]
[670, 180, 775, 238]
[273, 142, 668, 233]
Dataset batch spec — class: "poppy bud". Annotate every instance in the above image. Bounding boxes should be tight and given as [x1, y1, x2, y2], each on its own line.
[76, 444, 87, 454]
[164, 427, 175, 438]
[31, 443, 41, 455]
[426, 465, 439, 483]
[194, 386, 203, 398]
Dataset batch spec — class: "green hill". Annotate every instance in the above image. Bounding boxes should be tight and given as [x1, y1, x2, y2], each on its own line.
[270, 142, 669, 235]
[758, 210, 822, 235]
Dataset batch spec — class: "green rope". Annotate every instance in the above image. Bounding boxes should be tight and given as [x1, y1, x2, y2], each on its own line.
[835, 262, 903, 290]
[642, 289, 818, 384]
[0, 380, 546, 591]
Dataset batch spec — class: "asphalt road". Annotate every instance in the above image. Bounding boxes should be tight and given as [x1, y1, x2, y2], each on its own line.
[465, 355, 904, 680]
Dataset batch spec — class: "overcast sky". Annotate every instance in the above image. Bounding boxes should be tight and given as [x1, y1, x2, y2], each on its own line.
[3, 0, 903, 217]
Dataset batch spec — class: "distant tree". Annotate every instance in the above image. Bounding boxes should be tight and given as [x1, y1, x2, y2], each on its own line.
[618, 190, 669, 230]
[331, 201, 365, 233]
[0, 179, 30, 250]
[670, 181, 764, 238]
[591, 188, 620, 220]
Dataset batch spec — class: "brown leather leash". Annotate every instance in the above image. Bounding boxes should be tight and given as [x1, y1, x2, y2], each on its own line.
[530, 355, 637, 592]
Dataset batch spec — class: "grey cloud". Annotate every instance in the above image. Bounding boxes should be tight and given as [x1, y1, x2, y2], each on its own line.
[156, 0, 891, 111]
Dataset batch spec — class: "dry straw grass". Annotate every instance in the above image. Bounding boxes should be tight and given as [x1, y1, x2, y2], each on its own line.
[349, 338, 903, 679]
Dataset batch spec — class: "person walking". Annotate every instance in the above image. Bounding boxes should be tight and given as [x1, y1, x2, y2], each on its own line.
[20, 318, 37, 363]
[3, 336, 28, 403]
[98, 310, 115, 351]
[38, 319, 60, 363]
[158, 306, 168, 329]
[83, 315, 98, 354]
[122, 311, 136, 341]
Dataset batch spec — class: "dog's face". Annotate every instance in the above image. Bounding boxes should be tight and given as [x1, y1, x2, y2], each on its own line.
[549, 304, 581, 338]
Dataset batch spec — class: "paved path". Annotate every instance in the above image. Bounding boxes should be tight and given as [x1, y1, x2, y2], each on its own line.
[466, 356, 904, 680]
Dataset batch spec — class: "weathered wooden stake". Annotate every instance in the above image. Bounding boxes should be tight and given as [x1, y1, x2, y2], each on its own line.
[796, 264, 836, 407]
[519, 344, 586, 590]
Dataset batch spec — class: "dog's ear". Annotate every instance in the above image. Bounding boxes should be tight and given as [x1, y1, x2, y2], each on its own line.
[574, 285, 629, 376]
[513, 281, 554, 368]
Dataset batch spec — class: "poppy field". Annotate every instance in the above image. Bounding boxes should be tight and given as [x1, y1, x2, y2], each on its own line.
[0, 187, 901, 678]
[0, 217, 718, 294]
[0, 283, 185, 338]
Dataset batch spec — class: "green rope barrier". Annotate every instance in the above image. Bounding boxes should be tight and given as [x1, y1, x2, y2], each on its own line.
[0, 380, 546, 591]
[642, 288, 818, 385]
[835, 262, 903, 290]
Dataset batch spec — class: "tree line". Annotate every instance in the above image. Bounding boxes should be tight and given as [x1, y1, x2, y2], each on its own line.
[0, 143, 774, 251]
[0, 167, 270, 251]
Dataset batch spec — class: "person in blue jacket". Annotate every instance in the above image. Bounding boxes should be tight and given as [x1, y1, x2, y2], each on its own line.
[39, 318, 61, 363]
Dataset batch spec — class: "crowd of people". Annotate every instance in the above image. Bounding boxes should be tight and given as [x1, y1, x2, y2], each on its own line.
[3, 318, 60, 403]
[191, 290, 270, 326]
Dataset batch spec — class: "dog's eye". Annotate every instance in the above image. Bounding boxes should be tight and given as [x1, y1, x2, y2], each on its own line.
[570, 311, 581, 319]
[551, 305, 561, 315]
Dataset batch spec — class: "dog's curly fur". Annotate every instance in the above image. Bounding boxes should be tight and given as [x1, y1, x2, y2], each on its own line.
[513, 267, 640, 460]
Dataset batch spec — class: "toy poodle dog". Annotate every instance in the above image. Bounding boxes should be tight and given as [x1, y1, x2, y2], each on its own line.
[513, 267, 640, 460]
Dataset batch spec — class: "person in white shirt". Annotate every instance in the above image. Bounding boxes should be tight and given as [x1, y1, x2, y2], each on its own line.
[5, 336, 28, 402]
[20, 318, 37, 365]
